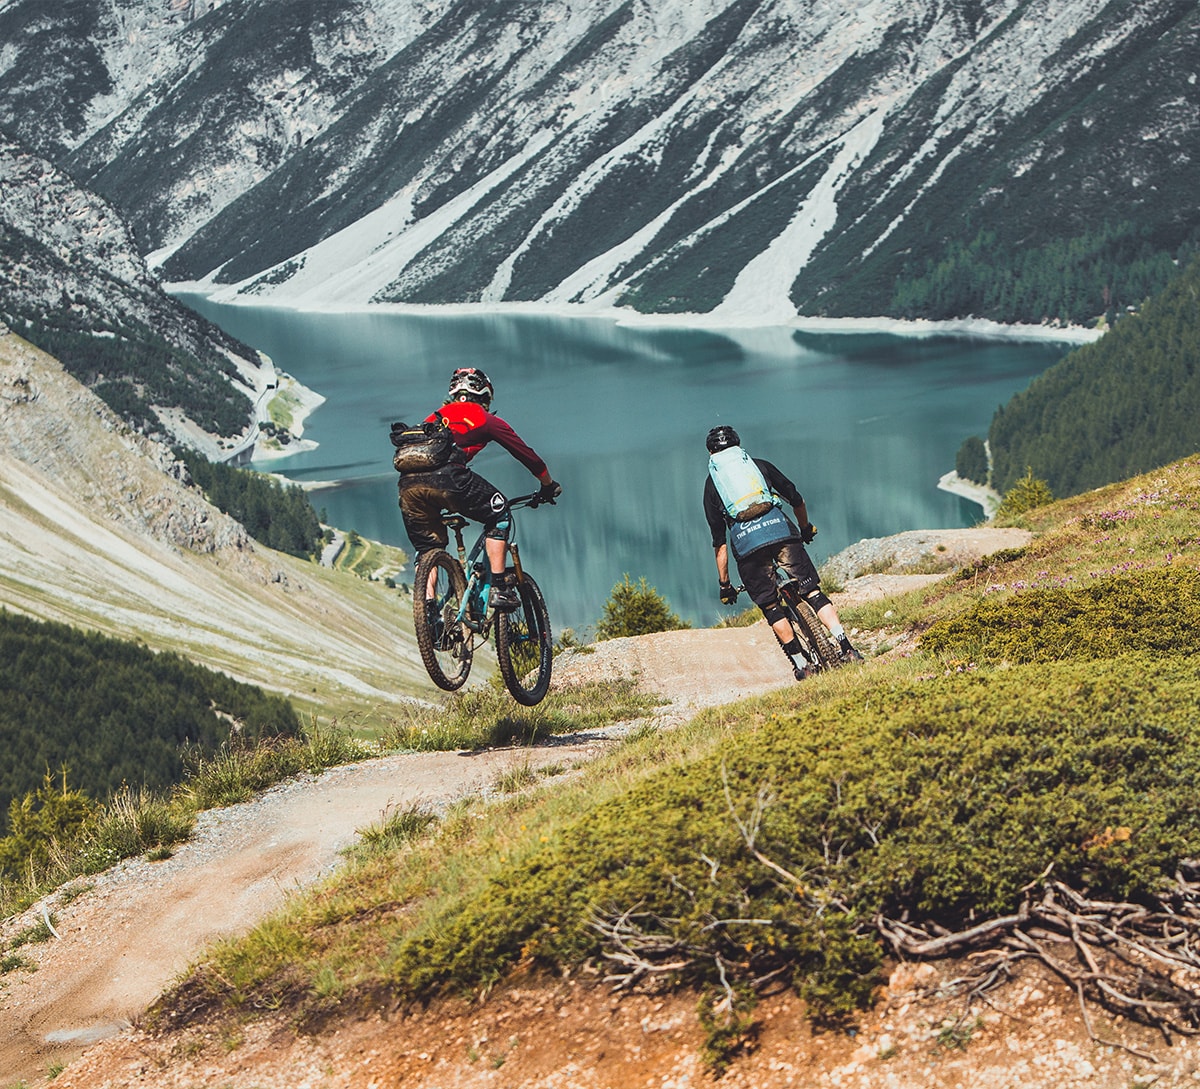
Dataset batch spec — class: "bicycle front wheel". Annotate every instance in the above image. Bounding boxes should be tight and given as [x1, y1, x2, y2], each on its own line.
[496, 571, 553, 705]
[413, 550, 472, 691]
[791, 597, 841, 671]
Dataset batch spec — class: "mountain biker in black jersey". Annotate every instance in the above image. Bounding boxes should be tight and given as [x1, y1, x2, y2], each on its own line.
[395, 367, 561, 611]
[702, 424, 862, 676]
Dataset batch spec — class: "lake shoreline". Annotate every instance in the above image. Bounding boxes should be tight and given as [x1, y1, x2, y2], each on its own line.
[174, 295, 1069, 629]
[169, 286, 1102, 346]
[937, 471, 1001, 519]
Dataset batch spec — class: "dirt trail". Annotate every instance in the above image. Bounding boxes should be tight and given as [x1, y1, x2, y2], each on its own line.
[1, 526, 1032, 1087]
[0, 744, 606, 1084]
[1, 622, 834, 1085]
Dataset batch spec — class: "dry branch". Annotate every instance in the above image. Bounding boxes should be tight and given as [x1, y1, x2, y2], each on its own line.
[877, 875, 1200, 1051]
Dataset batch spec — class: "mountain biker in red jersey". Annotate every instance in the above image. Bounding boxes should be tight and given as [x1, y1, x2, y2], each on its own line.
[702, 425, 861, 676]
[397, 367, 561, 611]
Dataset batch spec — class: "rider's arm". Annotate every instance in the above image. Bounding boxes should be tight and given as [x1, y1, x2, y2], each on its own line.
[714, 542, 731, 584]
[757, 459, 812, 533]
[483, 413, 548, 478]
[703, 478, 728, 548]
[758, 458, 803, 506]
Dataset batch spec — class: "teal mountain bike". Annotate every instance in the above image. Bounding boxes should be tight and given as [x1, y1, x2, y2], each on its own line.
[412, 493, 554, 705]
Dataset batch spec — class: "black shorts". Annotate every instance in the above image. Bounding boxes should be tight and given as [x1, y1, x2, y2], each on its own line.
[737, 540, 818, 611]
[398, 463, 511, 554]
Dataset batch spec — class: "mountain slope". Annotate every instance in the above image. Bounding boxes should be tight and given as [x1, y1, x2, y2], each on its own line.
[0, 526, 1028, 1086]
[2, 0, 1197, 323]
[0, 328, 431, 714]
[26, 455, 1200, 1089]
[986, 255, 1200, 496]
[0, 133, 275, 446]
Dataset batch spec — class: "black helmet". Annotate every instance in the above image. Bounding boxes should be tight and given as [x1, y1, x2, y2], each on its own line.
[446, 367, 494, 407]
[706, 425, 740, 453]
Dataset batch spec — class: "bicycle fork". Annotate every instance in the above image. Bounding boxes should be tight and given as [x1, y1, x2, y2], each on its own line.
[508, 541, 525, 585]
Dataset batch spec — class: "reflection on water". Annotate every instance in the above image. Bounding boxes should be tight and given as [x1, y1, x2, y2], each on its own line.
[177, 298, 1070, 631]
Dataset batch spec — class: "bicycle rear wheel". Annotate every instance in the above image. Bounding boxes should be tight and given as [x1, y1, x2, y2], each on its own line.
[496, 571, 552, 705]
[790, 597, 841, 671]
[413, 550, 472, 690]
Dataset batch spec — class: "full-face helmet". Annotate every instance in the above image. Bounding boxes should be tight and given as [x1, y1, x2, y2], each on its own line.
[446, 367, 494, 408]
[705, 425, 740, 453]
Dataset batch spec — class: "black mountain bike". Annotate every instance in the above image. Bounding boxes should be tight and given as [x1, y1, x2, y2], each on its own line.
[412, 493, 554, 705]
[738, 564, 842, 682]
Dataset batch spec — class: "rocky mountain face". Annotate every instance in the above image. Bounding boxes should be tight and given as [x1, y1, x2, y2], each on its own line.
[1, 0, 1197, 323]
[0, 326, 430, 706]
[0, 133, 271, 446]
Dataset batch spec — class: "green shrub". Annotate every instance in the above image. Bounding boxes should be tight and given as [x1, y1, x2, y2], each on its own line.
[595, 575, 690, 640]
[80, 787, 194, 873]
[922, 567, 1200, 663]
[994, 467, 1054, 521]
[353, 805, 438, 856]
[182, 720, 370, 810]
[0, 772, 94, 878]
[380, 656, 1200, 1020]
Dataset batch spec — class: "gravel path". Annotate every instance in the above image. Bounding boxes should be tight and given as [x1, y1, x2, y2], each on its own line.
[0, 744, 607, 1084]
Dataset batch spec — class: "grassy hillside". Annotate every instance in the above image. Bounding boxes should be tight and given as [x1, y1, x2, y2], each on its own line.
[0, 332, 434, 718]
[155, 454, 1200, 1060]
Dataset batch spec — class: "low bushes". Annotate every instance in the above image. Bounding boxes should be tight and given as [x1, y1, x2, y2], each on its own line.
[380, 655, 1200, 1020]
[922, 567, 1200, 663]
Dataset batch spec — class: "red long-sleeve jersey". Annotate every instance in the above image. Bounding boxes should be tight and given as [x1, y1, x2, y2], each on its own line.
[427, 401, 548, 478]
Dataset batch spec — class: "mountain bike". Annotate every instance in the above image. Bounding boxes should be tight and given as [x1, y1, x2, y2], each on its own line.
[738, 564, 842, 682]
[412, 493, 554, 705]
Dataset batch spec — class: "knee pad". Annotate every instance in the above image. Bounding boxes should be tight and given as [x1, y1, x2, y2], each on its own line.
[762, 602, 788, 626]
[804, 589, 831, 613]
[485, 516, 511, 541]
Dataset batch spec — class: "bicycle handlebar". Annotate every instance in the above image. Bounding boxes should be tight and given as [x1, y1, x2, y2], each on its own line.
[508, 491, 557, 510]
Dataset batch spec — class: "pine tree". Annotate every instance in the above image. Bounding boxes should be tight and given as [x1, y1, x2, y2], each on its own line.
[596, 575, 690, 640]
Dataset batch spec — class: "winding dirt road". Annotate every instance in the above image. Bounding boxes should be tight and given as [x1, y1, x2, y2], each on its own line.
[0, 744, 607, 1083]
[0, 527, 1031, 1086]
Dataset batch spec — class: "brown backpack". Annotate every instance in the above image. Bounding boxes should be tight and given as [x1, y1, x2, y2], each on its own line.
[389, 417, 460, 472]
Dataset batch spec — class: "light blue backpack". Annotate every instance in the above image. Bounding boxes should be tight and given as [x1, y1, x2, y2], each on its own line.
[708, 446, 778, 522]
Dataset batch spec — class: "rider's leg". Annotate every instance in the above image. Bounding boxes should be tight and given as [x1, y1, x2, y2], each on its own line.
[399, 476, 451, 601]
[444, 467, 511, 573]
[741, 552, 806, 656]
[803, 588, 863, 661]
[762, 604, 803, 653]
[777, 543, 863, 660]
[438, 466, 519, 611]
[484, 536, 507, 576]
[761, 603, 811, 680]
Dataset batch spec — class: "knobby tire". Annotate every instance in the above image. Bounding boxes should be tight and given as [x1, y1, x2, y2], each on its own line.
[413, 550, 472, 691]
[790, 596, 841, 671]
[496, 571, 553, 705]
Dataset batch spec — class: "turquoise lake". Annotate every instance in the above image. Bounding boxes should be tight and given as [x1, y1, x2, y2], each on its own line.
[178, 298, 1072, 632]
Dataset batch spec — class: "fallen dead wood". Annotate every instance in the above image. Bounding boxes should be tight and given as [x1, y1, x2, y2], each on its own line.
[877, 871, 1200, 1056]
